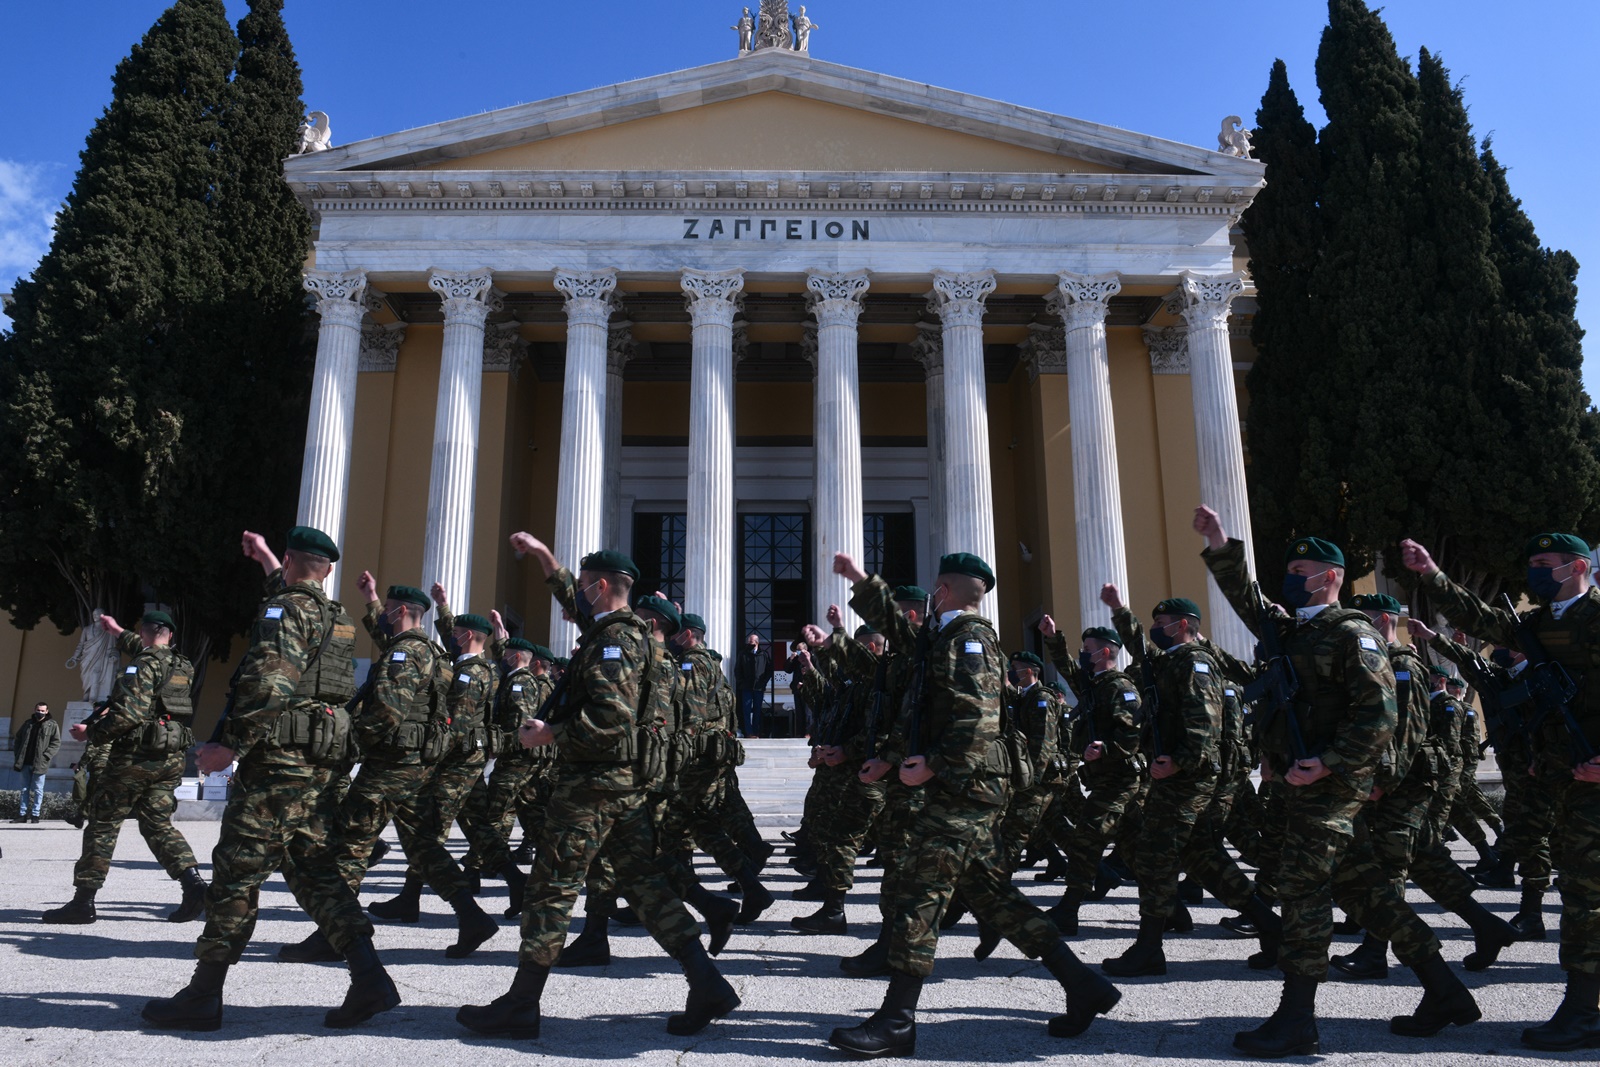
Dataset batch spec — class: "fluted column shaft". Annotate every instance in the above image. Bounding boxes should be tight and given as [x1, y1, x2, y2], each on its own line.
[682, 269, 745, 662]
[603, 321, 634, 551]
[1057, 271, 1130, 636]
[807, 270, 869, 627]
[549, 269, 618, 653]
[1179, 271, 1254, 657]
[298, 269, 367, 569]
[912, 324, 947, 576]
[422, 268, 499, 626]
[930, 270, 998, 618]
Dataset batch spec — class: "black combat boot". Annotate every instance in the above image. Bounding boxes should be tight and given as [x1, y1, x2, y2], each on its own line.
[1102, 914, 1167, 977]
[279, 928, 344, 963]
[828, 968, 921, 1057]
[64, 807, 85, 829]
[501, 861, 527, 918]
[461, 866, 483, 896]
[367, 873, 423, 923]
[1510, 883, 1547, 941]
[1466, 841, 1500, 876]
[1178, 876, 1203, 905]
[1390, 951, 1481, 1036]
[511, 837, 534, 865]
[938, 893, 968, 931]
[325, 936, 402, 1028]
[1083, 860, 1120, 902]
[1219, 913, 1258, 937]
[1474, 851, 1516, 889]
[668, 939, 741, 1035]
[1522, 972, 1600, 1051]
[1330, 933, 1389, 980]
[792, 891, 847, 935]
[41, 887, 97, 925]
[142, 961, 228, 1031]
[458, 959, 549, 1038]
[733, 859, 774, 924]
[1045, 892, 1082, 936]
[166, 866, 208, 923]
[1040, 941, 1121, 1038]
[791, 876, 828, 901]
[444, 888, 499, 959]
[743, 835, 775, 872]
[1454, 896, 1518, 971]
[366, 838, 390, 869]
[1233, 974, 1319, 1057]
[683, 883, 739, 955]
[1245, 894, 1283, 971]
[1032, 843, 1068, 883]
[1332, 912, 1361, 935]
[841, 935, 891, 978]
[1165, 902, 1194, 933]
[973, 917, 1002, 960]
[555, 897, 612, 967]
[612, 904, 641, 925]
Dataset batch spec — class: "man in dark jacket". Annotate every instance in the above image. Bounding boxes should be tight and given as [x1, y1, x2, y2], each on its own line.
[734, 633, 773, 738]
[13, 702, 61, 822]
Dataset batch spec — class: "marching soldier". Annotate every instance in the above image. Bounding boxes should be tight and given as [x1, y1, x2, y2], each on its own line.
[143, 527, 399, 1032]
[44, 611, 205, 925]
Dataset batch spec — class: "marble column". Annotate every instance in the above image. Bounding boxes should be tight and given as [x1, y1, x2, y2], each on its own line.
[682, 268, 745, 661]
[1176, 271, 1254, 657]
[549, 268, 618, 653]
[806, 269, 870, 627]
[603, 319, 635, 551]
[1056, 271, 1131, 636]
[910, 322, 947, 578]
[929, 269, 998, 618]
[297, 269, 368, 569]
[422, 268, 501, 625]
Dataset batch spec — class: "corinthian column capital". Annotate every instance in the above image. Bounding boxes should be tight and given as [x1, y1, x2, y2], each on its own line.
[1175, 271, 1246, 328]
[1055, 270, 1123, 330]
[805, 269, 870, 328]
[303, 268, 368, 326]
[681, 268, 746, 326]
[428, 267, 502, 325]
[554, 268, 619, 328]
[910, 322, 945, 376]
[929, 269, 997, 328]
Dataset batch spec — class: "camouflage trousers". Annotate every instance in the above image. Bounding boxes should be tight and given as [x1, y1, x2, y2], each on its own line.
[335, 758, 432, 891]
[519, 772, 701, 967]
[1499, 749, 1555, 890]
[1329, 788, 1444, 968]
[887, 793, 1062, 977]
[585, 788, 670, 903]
[196, 749, 373, 964]
[660, 760, 748, 884]
[817, 774, 887, 893]
[390, 748, 487, 901]
[1550, 776, 1600, 975]
[460, 754, 538, 873]
[1275, 776, 1373, 979]
[1060, 771, 1141, 900]
[515, 762, 556, 847]
[71, 742, 112, 811]
[1131, 770, 1254, 920]
[801, 761, 853, 843]
[876, 778, 929, 924]
[1449, 772, 1501, 847]
[73, 749, 197, 890]
[718, 766, 764, 858]
[996, 782, 1056, 874]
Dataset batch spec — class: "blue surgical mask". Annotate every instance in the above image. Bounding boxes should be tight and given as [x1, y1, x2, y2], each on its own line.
[1078, 649, 1095, 672]
[1281, 571, 1325, 610]
[1150, 622, 1178, 651]
[574, 580, 602, 618]
[377, 610, 398, 638]
[1526, 560, 1575, 601]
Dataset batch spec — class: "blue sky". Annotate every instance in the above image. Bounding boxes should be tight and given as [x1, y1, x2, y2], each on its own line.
[3, 1, 1596, 390]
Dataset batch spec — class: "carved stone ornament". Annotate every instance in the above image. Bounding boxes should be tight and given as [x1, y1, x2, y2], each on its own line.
[359, 322, 406, 372]
[1218, 116, 1254, 159]
[752, 0, 793, 51]
[1176, 271, 1246, 328]
[681, 268, 747, 326]
[607, 321, 636, 375]
[1054, 270, 1122, 331]
[428, 268, 502, 325]
[1019, 320, 1068, 380]
[303, 268, 368, 325]
[910, 321, 945, 375]
[554, 268, 619, 328]
[805, 269, 869, 328]
[928, 270, 997, 328]
[732, 318, 751, 361]
[483, 322, 528, 374]
[1143, 325, 1190, 375]
[295, 111, 332, 154]
[799, 321, 819, 367]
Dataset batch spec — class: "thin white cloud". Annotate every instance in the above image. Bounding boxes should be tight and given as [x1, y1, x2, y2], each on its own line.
[0, 159, 68, 328]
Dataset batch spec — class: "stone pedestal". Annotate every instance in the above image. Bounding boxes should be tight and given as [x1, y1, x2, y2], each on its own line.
[806, 270, 869, 628]
[421, 268, 500, 626]
[682, 268, 745, 663]
[298, 269, 368, 569]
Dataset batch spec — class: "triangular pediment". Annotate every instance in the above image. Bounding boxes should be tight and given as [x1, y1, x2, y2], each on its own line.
[287, 50, 1262, 181]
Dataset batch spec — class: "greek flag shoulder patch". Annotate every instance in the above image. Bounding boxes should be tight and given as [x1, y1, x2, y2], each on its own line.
[602, 646, 623, 661]
[1358, 636, 1380, 651]
[124, 665, 138, 675]
[1123, 691, 1137, 702]
[264, 606, 284, 620]
[390, 651, 407, 662]
[1395, 670, 1411, 681]
[681, 662, 694, 671]
[963, 640, 984, 655]
[1194, 662, 1211, 674]
[512, 684, 523, 693]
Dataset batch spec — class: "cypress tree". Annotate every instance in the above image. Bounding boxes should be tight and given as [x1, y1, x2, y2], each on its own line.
[1240, 59, 1328, 586]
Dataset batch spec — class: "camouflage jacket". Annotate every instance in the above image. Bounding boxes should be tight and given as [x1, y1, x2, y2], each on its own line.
[1005, 681, 1063, 779]
[545, 576, 652, 791]
[1428, 692, 1466, 782]
[355, 627, 441, 763]
[221, 579, 340, 763]
[678, 644, 722, 738]
[90, 631, 193, 748]
[851, 575, 1006, 807]
[1112, 606, 1223, 777]
[1380, 642, 1431, 794]
[1047, 631, 1144, 779]
[1429, 633, 1528, 759]
[440, 653, 496, 753]
[1202, 538, 1397, 799]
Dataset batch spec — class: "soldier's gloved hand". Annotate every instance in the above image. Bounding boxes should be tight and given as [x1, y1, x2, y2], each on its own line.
[898, 755, 934, 787]
[1285, 756, 1330, 787]
[859, 758, 891, 783]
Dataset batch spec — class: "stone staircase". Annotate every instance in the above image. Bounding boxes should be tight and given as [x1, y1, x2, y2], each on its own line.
[733, 737, 814, 828]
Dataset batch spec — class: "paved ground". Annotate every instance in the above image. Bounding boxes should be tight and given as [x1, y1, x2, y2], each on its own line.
[0, 818, 1584, 1066]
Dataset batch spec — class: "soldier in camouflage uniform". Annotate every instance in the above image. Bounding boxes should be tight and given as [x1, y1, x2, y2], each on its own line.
[829, 551, 1120, 1057]
[43, 611, 205, 926]
[64, 701, 112, 830]
[994, 651, 1063, 876]
[1039, 618, 1143, 936]
[1101, 588, 1281, 975]
[458, 535, 739, 1041]
[1198, 508, 1482, 1057]
[143, 527, 399, 1033]
[1402, 532, 1600, 1050]
[1447, 685, 1506, 870]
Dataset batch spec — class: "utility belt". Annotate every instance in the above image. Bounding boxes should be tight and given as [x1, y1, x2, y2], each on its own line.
[271, 705, 352, 765]
[635, 724, 668, 791]
[135, 716, 194, 759]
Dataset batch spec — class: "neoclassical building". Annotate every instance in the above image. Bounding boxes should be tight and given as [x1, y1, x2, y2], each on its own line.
[2, 28, 1271, 735]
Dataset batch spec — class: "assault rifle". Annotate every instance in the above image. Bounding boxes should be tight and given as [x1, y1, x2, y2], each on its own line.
[1450, 640, 1527, 756]
[1501, 594, 1594, 766]
[1241, 582, 1309, 761]
[864, 651, 891, 760]
[903, 595, 938, 759]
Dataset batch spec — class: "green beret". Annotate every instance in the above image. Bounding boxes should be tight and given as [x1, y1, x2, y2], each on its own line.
[680, 612, 708, 634]
[532, 644, 556, 662]
[1428, 666, 1452, 679]
[555, 657, 570, 668]
[1286, 537, 1345, 568]
[454, 613, 492, 635]
[1355, 593, 1404, 615]
[893, 585, 930, 603]
[634, 595, 682, 636]
[286, 524, 339, 563]
[1082, 626, 1123, 648]
[141, 610, 175, 631]
[579, 549, 640, 580]
[386, 585, 431, 611]
[1152, 597, 1202, 621]
[938, 552, 996, 592]
[855, 625, 880, 639]
[1524, 532, 1591, 558]
[504, 637, 536, 654]
[1009, 651, 1045, 670]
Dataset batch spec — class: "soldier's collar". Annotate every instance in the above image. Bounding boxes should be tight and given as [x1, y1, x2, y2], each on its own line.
[1550, 591, 1586, 619]
[1295, 603, 1332, 623]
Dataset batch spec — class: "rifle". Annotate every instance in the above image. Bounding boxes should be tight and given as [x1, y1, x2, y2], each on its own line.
[1500, 594, 1594, 765]
[1451, 640, 1528, 755]
[903, 595, 938, 759]
[1241, 582, 1309, 761]
[824, 664, 854, 749]
[864, 651, 891, 760]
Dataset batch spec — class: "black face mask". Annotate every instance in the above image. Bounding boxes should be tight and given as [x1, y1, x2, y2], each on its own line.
[1150, 622, 1178, 651]
[377, 611, 398, 638]
[1078, 649, 1095, 672]
[574, 580, 602, 619]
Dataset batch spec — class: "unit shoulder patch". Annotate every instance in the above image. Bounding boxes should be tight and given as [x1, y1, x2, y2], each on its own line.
[264, 605, 285, 620]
